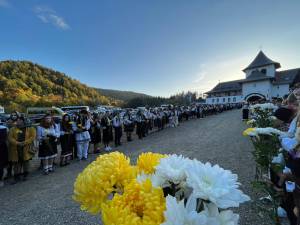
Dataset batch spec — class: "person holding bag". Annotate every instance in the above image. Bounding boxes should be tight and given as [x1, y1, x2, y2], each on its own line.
[8, 116, 36, 183]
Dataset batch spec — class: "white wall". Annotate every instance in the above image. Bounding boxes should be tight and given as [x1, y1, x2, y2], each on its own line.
[242, 80, 272, 100]
[245, 64, 276, 78]
[205, 95, 243, 104]
[271, 84, 290, 98]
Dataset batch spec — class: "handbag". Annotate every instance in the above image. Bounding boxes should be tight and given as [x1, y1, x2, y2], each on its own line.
[28, 142, 38, 156]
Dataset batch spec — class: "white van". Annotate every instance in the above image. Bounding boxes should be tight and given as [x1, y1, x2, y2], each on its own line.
[61, 105, 90, 112]
[27, 106, 65, 123]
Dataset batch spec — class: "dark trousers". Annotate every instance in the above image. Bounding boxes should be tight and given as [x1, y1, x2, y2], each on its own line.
[114, 127, 122, 146]
[0, 167, 3, 180]
[281, 192, 297, 225]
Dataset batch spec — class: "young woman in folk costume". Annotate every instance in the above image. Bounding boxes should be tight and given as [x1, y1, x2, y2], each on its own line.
[6, 111, 20, 178]
[37, 114, 60, 175]
[59, 114, 74, 166]
[74, 110, 91, 160]
[101, 112, 112, 151]
[123, 110, 134, 142]
[277, 89, 300, 225]
[135, 110, 145, 139]
[91, 113, 101, 154]
[8, 116, 36, 183]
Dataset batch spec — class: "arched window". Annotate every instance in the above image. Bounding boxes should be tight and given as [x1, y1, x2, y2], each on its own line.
[261, 69, 267, 74]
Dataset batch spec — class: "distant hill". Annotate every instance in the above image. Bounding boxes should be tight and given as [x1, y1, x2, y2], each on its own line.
[96, 88, 151, 102]
[0, 60, 120, 112]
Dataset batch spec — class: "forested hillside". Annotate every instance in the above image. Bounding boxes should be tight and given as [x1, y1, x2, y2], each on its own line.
[0, 60, 118, 112]
[96, 88, 150, 102]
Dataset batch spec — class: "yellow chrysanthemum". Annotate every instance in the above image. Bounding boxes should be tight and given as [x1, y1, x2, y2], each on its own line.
[102, 179, 166, 225]
[243, 127, 256, 136]
[137, 152, 166, 174]
[246, 119, 254, 125]
[73, 152, 136, 214]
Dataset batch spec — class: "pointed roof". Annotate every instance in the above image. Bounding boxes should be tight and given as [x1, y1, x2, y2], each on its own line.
[243, 51, 281, 72]
[204, 80, 242, 94]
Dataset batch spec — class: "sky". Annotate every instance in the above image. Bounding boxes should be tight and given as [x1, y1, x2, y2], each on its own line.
[0, 0, 300, 97]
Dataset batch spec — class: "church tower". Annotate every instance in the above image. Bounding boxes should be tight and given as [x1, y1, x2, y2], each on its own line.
[243, 51, 281, 78]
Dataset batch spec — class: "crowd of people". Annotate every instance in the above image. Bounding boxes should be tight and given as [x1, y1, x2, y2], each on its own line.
[0, 103, 241, 187]
[243, 88, 300, 225]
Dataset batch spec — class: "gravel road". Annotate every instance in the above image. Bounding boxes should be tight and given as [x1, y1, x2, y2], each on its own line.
[0, 110, 274, 225]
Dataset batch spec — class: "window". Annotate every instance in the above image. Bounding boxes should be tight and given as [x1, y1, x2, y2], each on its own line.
[253, 84, 256, 87]
[223, 98, 225, 102]
[233, 97, 236, 102]
[212, 99, 215, 103]
[261, 69, 267, 74]
[277, 86, 279, 89]
[228, 98, 231, 102]
[217, 99, 219, 103]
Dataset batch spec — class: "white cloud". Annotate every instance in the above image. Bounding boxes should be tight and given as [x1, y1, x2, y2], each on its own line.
[0, 0, 10, 8]
[34, 5, 70, 30]
[49, 14, 70, 30]
[193, 64, 207, 83]
[37, 15, 49, 23]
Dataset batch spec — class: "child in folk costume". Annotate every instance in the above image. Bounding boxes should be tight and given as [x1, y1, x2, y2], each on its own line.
[112, 113, 123, 147]
[59, 114, 74, 166]
[37, 115, 60, 175]
[101, 112, 112, 151]
[74, 110, 91, 160]
[8, 116, 36, 183]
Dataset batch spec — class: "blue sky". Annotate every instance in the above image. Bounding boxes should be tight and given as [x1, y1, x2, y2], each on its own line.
[0, 0, 300, 97]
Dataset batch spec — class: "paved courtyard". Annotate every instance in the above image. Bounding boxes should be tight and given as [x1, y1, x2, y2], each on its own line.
[0, 110, 272, 225]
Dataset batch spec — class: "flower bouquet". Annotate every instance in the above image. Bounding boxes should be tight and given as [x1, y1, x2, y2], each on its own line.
[249, 103, 278, 128]
[73, 152, 250, 225]
[243, 127, 284, 224]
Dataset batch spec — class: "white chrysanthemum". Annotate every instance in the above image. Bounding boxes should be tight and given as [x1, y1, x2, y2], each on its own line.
[200, 203, 239, 225]
[186, 160, 250, 209]
[246, 119, 256, 126]
[155, 154, 191, 188]
[248, 127, 285, 137]
[162, 195, 211, 225]
[250, 103, 278, 111]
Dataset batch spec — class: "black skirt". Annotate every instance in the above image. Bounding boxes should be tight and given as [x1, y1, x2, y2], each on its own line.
[38, 136, 58, 159]
[102, 127, 112, 144]
[124, 123, 134, 132]
[60, 133, 73, 157]
[242, 109, 249, 120]
[0, 128, 8, 168]
[92, 126, 101, 144]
